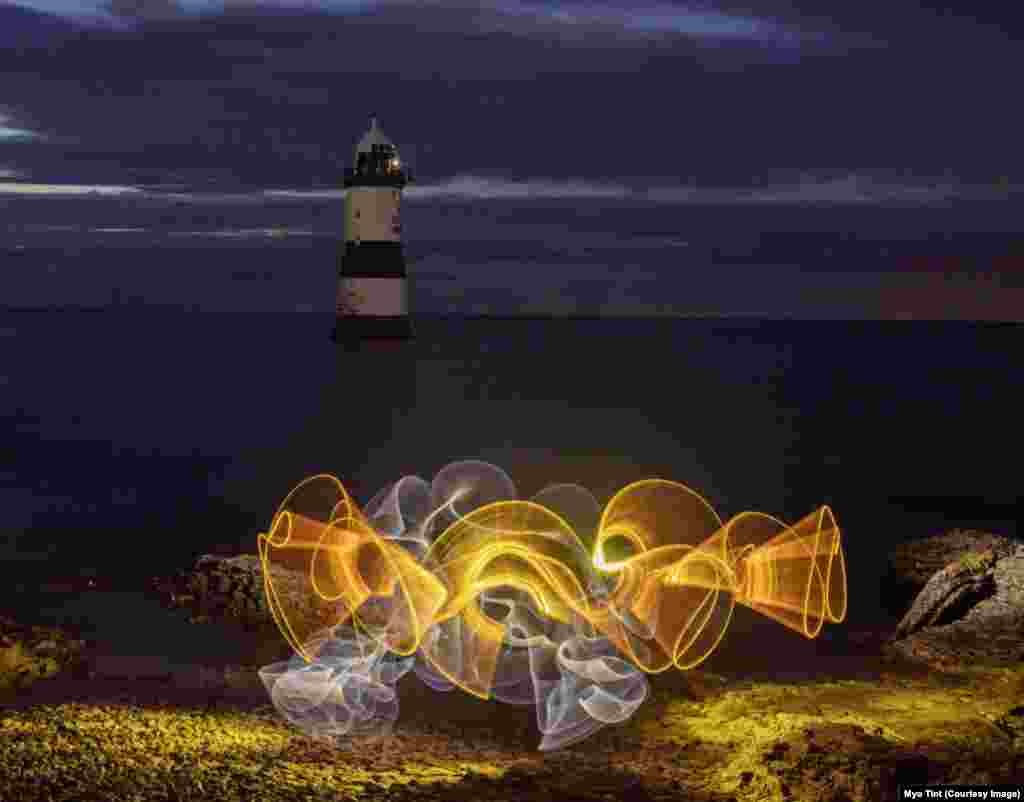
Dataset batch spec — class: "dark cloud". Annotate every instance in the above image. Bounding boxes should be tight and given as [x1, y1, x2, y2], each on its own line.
[104, 0, 184, 21]
[1, 2, 1021, 190]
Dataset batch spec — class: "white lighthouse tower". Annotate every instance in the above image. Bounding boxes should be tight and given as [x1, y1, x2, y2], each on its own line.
[333, 115, 414, 343]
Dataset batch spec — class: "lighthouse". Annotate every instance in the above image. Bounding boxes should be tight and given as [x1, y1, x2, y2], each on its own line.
[333, 115, 414, 343]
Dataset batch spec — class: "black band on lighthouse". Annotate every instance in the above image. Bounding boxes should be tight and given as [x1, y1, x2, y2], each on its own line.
[331, 316, 412, 342]
[339, 241, 408, 278]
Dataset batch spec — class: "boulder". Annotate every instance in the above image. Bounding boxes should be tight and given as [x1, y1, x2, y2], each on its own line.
[885, 540, 1024, 671]
[149, 554, 272, 630]
[148, 553, 327, 636]
[0, 616, 87, 690]
[892, 552, 998, 639]
[884, 530, 1018, 613]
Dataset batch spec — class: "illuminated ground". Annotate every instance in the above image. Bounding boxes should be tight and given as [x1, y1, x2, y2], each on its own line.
[2, 635, 1021, 802]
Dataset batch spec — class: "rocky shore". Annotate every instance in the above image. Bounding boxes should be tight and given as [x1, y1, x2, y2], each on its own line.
[1, 530, 1021, 802]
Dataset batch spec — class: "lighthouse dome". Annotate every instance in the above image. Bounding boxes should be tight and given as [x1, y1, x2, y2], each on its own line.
[344, 114, 410, 188]
[356, 116, 395, 156]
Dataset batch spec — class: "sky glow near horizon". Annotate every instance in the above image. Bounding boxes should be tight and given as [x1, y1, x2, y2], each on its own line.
[0, 113, 40, 141]
[0, 173, 1015, 205]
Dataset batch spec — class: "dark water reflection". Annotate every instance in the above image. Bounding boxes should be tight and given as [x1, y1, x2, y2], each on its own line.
[2, 311, 1020, 626]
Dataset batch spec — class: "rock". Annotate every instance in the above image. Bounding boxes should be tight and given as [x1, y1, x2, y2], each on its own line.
[0, 620, 88, 689]
[886, 541, 1024, 671]
[148, 553, 322, 636]
[893, 556, 998, 639]
[884, 530, 1018, 613]
[150, 554, 273, 630]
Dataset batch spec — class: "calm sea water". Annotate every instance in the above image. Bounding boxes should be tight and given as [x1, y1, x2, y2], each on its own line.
[2, 309, 1021, 627]
[4, 193, 1024, 318]
[3, 194, 1022, 629]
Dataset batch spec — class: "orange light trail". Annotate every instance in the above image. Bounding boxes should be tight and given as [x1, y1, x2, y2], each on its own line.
[256, 461, 846, 751]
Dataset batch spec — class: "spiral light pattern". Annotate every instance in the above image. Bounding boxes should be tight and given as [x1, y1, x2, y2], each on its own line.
[257, 460, 846, 751]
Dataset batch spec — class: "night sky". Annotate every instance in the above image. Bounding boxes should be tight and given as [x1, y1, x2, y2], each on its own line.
[1, 0, 1021, 197]
[2, 1, 1023, 613]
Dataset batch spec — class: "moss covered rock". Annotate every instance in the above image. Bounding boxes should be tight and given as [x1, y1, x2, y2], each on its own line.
[0, 616, 86, 690]
[884, 530, 1018, 613]
[887, 541, 1024, 672]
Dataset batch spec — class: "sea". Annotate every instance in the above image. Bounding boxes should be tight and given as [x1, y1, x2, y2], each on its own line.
[2, 190, 1022, 631]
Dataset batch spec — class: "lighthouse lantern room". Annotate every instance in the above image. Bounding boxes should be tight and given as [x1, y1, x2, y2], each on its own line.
[333, 115, 413, 342]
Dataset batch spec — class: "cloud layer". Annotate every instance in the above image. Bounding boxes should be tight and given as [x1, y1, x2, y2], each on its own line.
[1, 172, 1016, 205]
[1, 2, 1020, 193]
[0, 111, 43, 141]
[21, 0, 829, 47]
